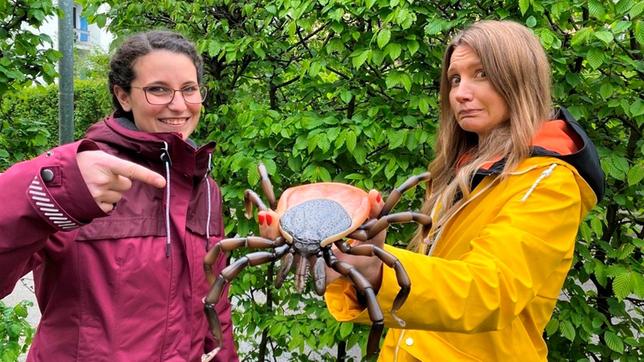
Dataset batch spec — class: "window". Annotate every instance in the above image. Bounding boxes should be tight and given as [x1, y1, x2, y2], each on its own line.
[72, 4, 89, 42]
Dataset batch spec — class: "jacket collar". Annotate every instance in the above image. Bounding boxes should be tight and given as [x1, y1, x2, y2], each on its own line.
[84, 115, 216, 179]
[471, 107, 604, 201]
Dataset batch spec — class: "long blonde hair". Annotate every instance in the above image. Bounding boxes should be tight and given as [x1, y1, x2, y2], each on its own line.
[409, 20, 553, 252]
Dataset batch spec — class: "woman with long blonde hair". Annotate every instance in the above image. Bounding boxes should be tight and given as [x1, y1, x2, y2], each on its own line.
[324, 20, 604, 361]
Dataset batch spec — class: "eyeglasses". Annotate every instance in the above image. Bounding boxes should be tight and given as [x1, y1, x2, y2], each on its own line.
[131, 85, 207, 105]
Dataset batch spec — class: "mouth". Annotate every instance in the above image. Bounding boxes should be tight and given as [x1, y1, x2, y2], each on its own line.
[457, 109, 482, 118]
[158, 117, 190, 126]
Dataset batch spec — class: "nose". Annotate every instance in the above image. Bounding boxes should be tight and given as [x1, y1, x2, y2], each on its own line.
[453, 80, 473, 103]
[167, 90, 188, 111]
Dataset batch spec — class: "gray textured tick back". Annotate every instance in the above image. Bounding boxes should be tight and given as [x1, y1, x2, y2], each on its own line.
[280, 199, 352, 249]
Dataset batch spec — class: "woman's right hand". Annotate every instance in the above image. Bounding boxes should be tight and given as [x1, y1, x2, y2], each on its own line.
[76, 150, 166, 213]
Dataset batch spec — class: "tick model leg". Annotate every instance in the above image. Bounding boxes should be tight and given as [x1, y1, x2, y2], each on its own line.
[350, 212, 433, 241]
[379, 172, 431, 216]
[204, 244, 290, 342]
[203, 236, 286, 284]
[335, 240, 410, 327]
[324, 248, 384, 359]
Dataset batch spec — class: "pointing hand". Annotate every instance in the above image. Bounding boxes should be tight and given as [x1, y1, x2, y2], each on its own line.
[76, 151, 166, 213]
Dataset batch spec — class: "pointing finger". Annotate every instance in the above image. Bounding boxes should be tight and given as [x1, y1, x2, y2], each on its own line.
[106, 155, 166, 189]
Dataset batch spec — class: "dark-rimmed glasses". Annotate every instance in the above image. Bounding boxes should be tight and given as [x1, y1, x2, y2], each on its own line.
[131, 85, 207, 105]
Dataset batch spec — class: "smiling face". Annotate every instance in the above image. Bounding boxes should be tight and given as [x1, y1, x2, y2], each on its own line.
[447, 44, 509, 140]
[114, 50, 201, 140]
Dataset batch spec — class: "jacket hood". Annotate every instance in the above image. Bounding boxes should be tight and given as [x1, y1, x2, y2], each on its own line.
[85, 115, 216, 179]
[474, 107, 605, 202]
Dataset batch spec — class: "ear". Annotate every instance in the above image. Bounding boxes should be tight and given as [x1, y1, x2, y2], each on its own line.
[113, 85, 132, 112]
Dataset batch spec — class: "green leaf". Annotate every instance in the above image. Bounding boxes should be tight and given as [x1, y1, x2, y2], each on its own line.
[377, 29, 391, 49]
[604, 154, 629, 180]
[634, 271, 644, 297]
[630, 1, 644, 17]
[388, 129, 406, 149]
[613, 272, 632, 300]
[616, 0, 635, 15]
[345, 130, 357, 152]
[560, 320, 576, 341]
[307, 133, 320, 153]
[95, 14, 107, 28]
[627, 164, 644, 186]
[385, 43, 402, 61]
[352, 49, 371, 69]
[590, 217, 603, 238]
[612, 20, 632, 33]
[339, 322, 353, 338]
[588, 0, 607, 19]
[353, 145, 367, 165]
[595, 260, 608, 287]
[303, 116, 324, 129]
[594, 31, 613, 45]
[315, 166, 332, 182]
[545, 318, 559, 336]
[247, 164, 260, 186]
[371, 49, 386, 66]
[519, 0, 530, 15]
[340, 90, 352, 104]
[630, 99, 644, 117]
[604, 331, 624, 353]
[586, 48, 604, 69]
[571, 27, 593, 46]
[526, 16, 537, 28]
[407, 39, 420, 55]
[385, 158, 398, 179]
[418, 96, 429, 114]
[599, 82, 613, 99]
[385, 71, 400, 89]
[424, 20, 442, 35]
[13, 304, 27, 318]
[252, 43, 266, 59]
[400, 73, 412, 92]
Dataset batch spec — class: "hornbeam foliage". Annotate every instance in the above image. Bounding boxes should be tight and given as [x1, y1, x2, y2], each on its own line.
[70, 0, 643, 360]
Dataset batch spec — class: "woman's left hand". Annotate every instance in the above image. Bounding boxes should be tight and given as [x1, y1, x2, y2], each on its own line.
[325, 190, 386, 290]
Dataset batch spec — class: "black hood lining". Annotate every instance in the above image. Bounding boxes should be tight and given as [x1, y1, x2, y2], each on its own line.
[470, 108, 604, 201]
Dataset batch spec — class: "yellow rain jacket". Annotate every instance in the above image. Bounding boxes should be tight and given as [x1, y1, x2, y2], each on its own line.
[325, 109, 604, 361]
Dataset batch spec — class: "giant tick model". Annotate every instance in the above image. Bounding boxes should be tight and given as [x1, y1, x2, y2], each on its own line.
[203, 164, 432, 358]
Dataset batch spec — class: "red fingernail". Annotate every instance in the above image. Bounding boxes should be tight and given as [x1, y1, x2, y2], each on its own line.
[377, 194, 382, 203]
[266, 214, 273, 225]
[258, 214, 266, 224]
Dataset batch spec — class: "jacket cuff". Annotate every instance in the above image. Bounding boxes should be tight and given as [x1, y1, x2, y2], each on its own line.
[324, 278, 370, 322]
[27, 140, 107, 230]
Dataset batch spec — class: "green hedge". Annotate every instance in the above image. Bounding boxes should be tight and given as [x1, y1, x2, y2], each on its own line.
[83, 1, 643, 360]
[0, 79, 112, 170]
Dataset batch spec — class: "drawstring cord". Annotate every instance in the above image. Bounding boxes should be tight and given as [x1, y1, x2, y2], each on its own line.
[160, 141, 172, 257]
[521, 163, 557, 202]
[205, 152, 213, 251]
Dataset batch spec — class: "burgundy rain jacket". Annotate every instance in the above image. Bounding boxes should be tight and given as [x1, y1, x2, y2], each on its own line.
[0, 116, 238, 361]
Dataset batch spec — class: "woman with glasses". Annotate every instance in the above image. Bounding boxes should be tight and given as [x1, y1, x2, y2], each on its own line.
[0, 31, 237, 361]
